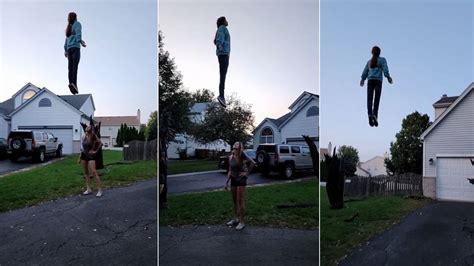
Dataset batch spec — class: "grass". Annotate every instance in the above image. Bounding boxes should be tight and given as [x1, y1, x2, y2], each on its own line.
[0, 150, 156, 212]
[160, 178, 318, 229]
[320, 188, 430, 266]
[167, 159, 219, 175]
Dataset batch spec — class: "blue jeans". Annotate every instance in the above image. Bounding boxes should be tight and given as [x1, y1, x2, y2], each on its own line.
[367, 79, 382, 117]
[68, 47, 81, 85]
[218, 54, 229, 98]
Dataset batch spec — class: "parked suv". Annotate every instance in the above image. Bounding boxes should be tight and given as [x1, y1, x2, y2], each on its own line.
[7, 130, 63, 162]
[256, 143, 313, 178]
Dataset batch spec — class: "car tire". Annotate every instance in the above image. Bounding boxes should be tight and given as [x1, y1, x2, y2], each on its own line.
[56, 147, 62, 158]
[282, 163, 295, 179]
[36, 149, 45, 163]
[10, 137, 26, 152]
[257, 151, 270, 176]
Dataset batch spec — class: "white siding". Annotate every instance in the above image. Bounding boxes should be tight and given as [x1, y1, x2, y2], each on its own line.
[0, 117, 9, 139]
[281, 99, 318, 144]
[14, 84, 40, 109]
[11, 92, 83, 143]
[356, 156, 387, 176]
[167, 133, 230, 159]
[79, 96, 95, 118]
[252, 121, 281, 149]
[424, 90, 474, 177]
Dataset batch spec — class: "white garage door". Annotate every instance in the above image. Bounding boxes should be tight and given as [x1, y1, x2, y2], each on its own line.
[437, 157, 474, 202]
[47, 129, 73, 154]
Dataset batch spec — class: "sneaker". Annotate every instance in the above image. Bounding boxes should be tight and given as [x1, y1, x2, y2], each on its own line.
[235, 222, 246, 230]
[96, 191, 103, 197]
[71, 83, 79, 94]
[68, 84, 77, 95]
[368, 115, 374, 127]
[83, 189, 92, 195]
[217, 96, 226, 108]
[373, 115, 379, 127]
[226, 218, 239, 226]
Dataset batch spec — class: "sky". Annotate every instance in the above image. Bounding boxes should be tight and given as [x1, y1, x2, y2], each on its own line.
[0, 0, 157, 123]
[320, 0, 473, 161]
[159, 0, 319, 126]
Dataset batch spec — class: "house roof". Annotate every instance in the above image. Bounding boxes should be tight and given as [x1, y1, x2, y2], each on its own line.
[0, 98, 15, 117]
[421, 82, 474, 140]
[95, 116, 140, 126]
[10, 82, 38, 98]
[268, 112, 291, 127]
[433, 95, 458, 108]
[59, 94, 95, 111]
[288, 91, 319, 110]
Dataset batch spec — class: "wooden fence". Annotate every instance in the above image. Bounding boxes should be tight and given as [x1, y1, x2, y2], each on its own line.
[344, 173, 422, 198]
[123, 139, 157, 161]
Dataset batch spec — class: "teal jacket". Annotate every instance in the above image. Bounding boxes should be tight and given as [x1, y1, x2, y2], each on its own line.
[215, 25, 231, 56]
[64, 21, 82, 51]
[361, 57, 391, 81]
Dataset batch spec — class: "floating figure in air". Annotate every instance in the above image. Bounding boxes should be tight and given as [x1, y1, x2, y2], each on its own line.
[214, 16, 231, 108]
[64, 12, 86, 95]
[360, 46, 393, 127]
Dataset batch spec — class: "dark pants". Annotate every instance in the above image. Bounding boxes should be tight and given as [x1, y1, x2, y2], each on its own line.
[67, 47, 81, 85]
[367, 79, 382, 117]
[218, 54, 229, 98]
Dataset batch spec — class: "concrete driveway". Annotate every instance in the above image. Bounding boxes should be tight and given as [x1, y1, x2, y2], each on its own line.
[0, 158, 37, 175]
[340, 201, 474, 265]
[167, 170, 315, 194]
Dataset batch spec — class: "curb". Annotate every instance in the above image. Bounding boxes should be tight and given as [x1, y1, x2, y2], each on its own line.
[0, 157, 68, 178]
[168, 170, 225, 177]
[172, 177, 316, 195]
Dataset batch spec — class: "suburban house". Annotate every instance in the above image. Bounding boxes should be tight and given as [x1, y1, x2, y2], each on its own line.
[355, 155, 388, 177]
[0, 82, 95, 154]
[421, 83, 474, 202]
[95, 109, 141, 147]
[253, 91, 319, 149]
[167, 102, 229, 159]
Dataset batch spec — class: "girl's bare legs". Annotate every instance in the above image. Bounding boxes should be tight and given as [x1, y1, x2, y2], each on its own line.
[88, 160, 103, 194]
[81, 160, 91, 193]
[237, 186, 246, 224]
[231, 186, 239, 220]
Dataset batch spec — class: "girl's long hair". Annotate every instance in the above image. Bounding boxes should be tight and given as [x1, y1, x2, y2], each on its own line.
[66, 12, 77, 37]
[85, 128, 100, 149]
[370, 46, 381, 68]
[233, 142, 244, 166]
[214, 16, 227, 45]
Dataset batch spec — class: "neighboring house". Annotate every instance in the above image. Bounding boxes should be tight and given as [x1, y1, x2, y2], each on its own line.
[253, 91, 319, 149]
[320, 148, 328, 162]
[95, 110, 141, 147]
[421, 83, 474, 202]
[167, 102, 230, 159]
[0, 82, 95, 154]
[355, 155, 388, 177]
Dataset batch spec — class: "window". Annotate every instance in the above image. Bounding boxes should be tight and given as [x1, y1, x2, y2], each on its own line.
[302, 147, 310, 155]
[279, 146, 290, 154]
[35, 133, 42, 140]
[22, 90, 36, 103]
[260, 127, 274, 144]
[39, 98, 52, 107]
[42, 133, 48, 140]
[306, 106, 319, 117]
[291, 146, 301, 153]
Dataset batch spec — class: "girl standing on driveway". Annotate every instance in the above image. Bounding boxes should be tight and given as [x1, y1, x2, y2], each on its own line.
[64, 12, 86, 95]
[225, 142, 255, 230]
[360, 46, 393, 127]
[214, 16, 231, 108]
[79, 125, 104, 197]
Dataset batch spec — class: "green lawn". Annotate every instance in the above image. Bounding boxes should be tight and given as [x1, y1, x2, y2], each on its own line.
[320, 188, 430, 266]
[167, 159, 219, 175]
[0, 150, 156, 212]
[160, 178, 318, 229]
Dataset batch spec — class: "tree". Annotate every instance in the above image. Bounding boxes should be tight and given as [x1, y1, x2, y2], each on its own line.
[191, 88, 214, 104]
[189, 95, 255, 147]
[138, 124, 146, 141]
[146, 111, 158, 140]
[337, 145, 359, 177]
[303, 135, 319, 177]
[159, 31, 193, 209]
[385, 111, 431, 175]
[325, 147, 344, 209]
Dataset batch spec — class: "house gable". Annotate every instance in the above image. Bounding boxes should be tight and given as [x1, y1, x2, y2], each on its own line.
[12, 83, 41, 109]
[422, 85, 474, 178]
